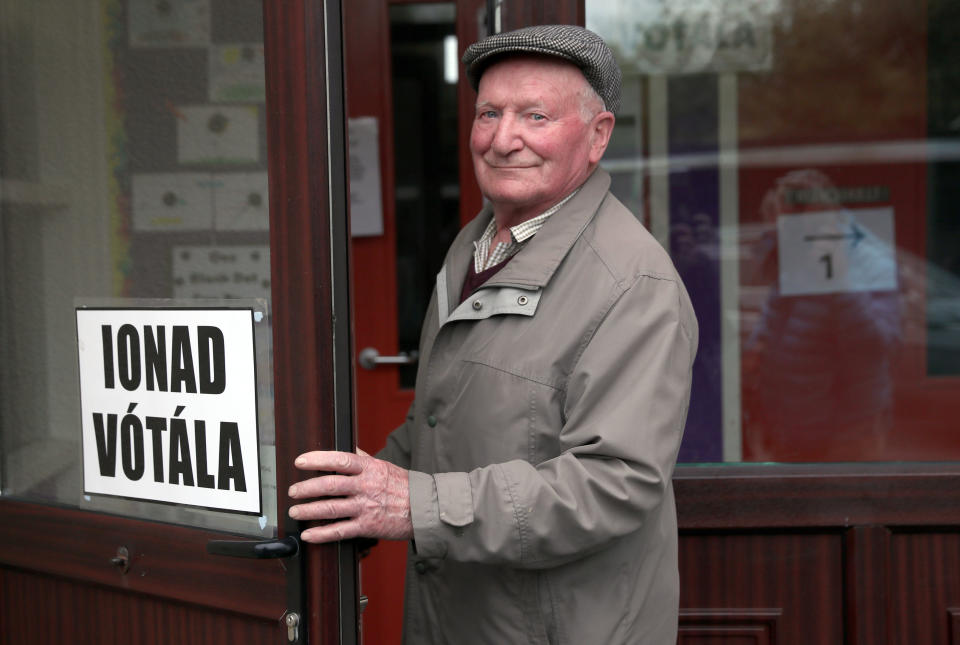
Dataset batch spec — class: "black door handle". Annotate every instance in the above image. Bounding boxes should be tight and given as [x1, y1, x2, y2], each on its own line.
[206, 535, 299, 559]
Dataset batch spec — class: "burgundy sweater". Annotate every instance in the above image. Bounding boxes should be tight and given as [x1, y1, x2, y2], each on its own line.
[459, 254, 515, 304]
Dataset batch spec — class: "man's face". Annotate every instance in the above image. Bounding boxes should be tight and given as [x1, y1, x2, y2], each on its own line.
[470, 56, 613, 222]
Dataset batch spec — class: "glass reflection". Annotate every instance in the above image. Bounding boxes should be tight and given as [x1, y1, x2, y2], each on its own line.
[588, 0, 960, 463]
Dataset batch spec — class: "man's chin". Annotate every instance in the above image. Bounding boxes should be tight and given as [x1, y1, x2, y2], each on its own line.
[480, 189, 536, 206]
[478, 178, 538, 202]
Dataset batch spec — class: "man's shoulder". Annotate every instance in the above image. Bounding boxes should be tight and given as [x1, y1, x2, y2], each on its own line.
[578, 190, 679, 285]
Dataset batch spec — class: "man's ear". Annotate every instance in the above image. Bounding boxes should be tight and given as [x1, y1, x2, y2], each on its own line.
[588, 111, 616, 164]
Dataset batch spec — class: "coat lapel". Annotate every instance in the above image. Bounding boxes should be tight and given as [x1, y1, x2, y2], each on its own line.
[436, 167, 612, 321]
[485, 169, 612, 290]
[435, 205, 493, 324]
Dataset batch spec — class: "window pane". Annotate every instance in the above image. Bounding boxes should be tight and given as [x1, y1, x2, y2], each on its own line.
[0, 0, 276, 535]
[587, 0, 960, 463]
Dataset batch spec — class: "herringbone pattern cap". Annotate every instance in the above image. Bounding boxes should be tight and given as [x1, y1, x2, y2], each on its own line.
[462, 24, 622, 114]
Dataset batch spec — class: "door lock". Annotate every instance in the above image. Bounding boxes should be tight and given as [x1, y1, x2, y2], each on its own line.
[110, 546, 130, 574]
[284, 611, 300, 642]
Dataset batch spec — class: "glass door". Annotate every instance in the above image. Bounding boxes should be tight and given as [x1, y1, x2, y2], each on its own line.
[0, 1, 356, 643]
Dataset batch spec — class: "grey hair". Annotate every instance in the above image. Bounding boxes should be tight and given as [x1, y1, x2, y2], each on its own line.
[577, 77, 607, 122]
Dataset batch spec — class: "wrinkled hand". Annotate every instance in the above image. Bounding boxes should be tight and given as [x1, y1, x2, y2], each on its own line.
[288, 449, 413, 544]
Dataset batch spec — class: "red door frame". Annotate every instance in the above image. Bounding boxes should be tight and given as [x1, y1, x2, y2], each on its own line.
[345, 1, 487, 641]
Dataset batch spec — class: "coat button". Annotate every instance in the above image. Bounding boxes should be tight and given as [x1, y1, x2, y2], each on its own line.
[415, 561, 427, 574]
[427, 415, 438, 427]
[472, 300, 482, 311]
[517, 295, 528, 306]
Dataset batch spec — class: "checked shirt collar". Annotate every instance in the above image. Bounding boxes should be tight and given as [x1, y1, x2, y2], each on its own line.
[473, 190, 579, 273]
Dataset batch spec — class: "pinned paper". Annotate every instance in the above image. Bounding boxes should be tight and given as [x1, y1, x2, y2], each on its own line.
[209, 44, 266, 103]
[348, 117, 385, 237]
[132, 172, 268, 232]
[213, 173, 269, 231]
[132, 173, 214, 231]
[177, 105, 259, 165]
[172, 245, 271, 301]
[128, 0, 211, 48]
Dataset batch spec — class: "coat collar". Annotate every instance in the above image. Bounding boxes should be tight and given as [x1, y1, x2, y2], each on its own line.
[438, 168, 612, 317]
[486, 168, 611, 289]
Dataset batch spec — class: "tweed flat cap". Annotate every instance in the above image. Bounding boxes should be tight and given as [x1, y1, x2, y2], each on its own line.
[462, 24, 622, 114]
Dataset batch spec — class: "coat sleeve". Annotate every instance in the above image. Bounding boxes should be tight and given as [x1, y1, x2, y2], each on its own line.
[408, 272, 697, 568]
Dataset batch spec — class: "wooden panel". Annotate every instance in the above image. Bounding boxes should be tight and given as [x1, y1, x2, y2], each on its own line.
[844, 526, 891, 644]
[950, 608, 960, 645]
[0, 500, 285, 620]
[679, 609, 780, 644]
[679, 533, 843, 644]
[889, 530, 960, 644]
[675, 463, 960, 529]
[0, 567, 276, 645]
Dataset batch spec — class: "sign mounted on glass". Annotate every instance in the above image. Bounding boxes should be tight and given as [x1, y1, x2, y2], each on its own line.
[777, 207, 898, 297]
[76, 306, 262, 514]
[587, 0, 774, 75]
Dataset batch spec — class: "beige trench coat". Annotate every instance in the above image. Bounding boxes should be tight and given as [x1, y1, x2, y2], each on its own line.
[378, 168, 698, 645]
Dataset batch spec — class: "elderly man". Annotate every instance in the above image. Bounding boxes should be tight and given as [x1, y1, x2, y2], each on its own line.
[289, 24, 698, 644]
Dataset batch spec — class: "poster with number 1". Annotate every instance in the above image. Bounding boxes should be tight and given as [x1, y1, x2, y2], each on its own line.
[777, 207, 897, 297]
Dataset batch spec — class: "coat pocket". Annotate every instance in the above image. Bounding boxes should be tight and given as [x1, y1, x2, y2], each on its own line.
[439, 359, 564, 469]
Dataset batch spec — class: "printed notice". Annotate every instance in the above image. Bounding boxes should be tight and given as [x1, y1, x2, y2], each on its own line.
[177, 105, 259, 165]
[209, 44, 266, 103]
[132, 173, 215, 231]
[348, 117, 385, 237]
[132, 173, 268, 232]
[76, 308, 262, 514]
[128, 0, 211, 48]
[587, 0, 774, 75]
[213, 173, 269, 231]
[777, 207, 897, 296]
[172, 245, 271, 301]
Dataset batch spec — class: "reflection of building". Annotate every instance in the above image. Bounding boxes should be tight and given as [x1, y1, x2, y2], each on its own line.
[742, 169, 900, 461]
[588, 2, 960, 640]
[591, 0, 960, 464]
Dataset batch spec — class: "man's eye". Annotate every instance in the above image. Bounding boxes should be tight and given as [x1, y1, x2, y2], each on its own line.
[530, 113, 546, 121]
[479, 110, 498, 119]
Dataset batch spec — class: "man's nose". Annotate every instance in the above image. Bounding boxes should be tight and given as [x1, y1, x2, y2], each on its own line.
[490, 115, 523, 155]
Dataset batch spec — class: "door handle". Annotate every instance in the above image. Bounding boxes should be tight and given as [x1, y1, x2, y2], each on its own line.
[206, 535, 299, 559]
[358, 347, 418, 370]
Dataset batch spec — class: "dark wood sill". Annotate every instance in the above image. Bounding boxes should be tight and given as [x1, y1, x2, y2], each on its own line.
[675, 462, 960, 529]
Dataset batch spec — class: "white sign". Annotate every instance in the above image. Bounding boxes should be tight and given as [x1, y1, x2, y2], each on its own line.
[588, 0, 773, 75]
[209, 44, 266, 103]
[177, 105, 260, 165]
[128, 0, 211, 48]
[132, 172, 269, 232]
[777, 207, 897, 297]
[172, 245, 271, 300]
[213, 173, 269, 231]
[76, 308, 262, 514]
[132, 173, 214, 231]
[348, 117, 385, 237]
